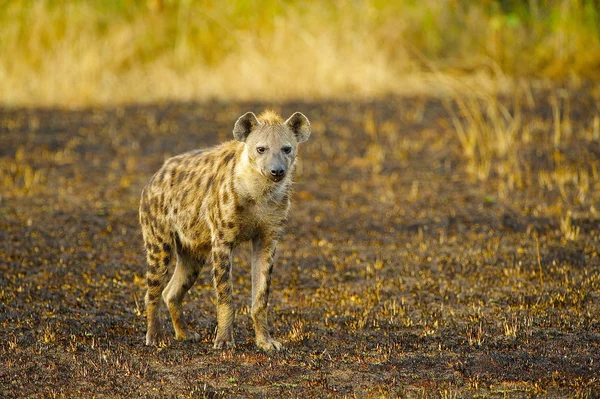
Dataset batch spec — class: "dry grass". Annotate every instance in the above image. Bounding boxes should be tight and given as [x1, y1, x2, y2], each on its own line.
[445, 80, 600, 230]
[1, 0, 600, 107]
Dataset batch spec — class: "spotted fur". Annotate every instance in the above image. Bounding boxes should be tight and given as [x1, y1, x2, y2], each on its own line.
[139, 110, 311, 351]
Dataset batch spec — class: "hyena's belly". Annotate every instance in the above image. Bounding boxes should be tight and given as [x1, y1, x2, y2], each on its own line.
[172, 212, 212, 251]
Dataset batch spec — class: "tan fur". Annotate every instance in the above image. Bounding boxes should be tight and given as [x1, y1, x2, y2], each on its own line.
[139, 110, 311, 351]
[257, 109, 284, 124]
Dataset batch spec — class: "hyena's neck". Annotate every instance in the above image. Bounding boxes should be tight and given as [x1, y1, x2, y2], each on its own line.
[233, 147, 292, 203]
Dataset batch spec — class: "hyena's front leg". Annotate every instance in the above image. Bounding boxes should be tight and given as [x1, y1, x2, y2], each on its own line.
[212, 241, 235, 349]
[251, 236, 282, 351]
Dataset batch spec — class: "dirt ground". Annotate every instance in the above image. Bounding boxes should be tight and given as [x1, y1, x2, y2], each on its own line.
[1, 90, 599, 398]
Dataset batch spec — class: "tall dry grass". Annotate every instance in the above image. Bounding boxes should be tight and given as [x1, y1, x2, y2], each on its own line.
[1, 0, 599, 107]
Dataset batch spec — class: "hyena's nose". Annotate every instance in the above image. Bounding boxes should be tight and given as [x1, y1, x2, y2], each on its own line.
[270, 168, 285, 179]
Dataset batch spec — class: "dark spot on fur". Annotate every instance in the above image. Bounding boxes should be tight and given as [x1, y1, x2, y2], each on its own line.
[147, 277, 163, 288]
[230, 153, 237, 171]
[140, 200, 150, 215]
[162, 243, 171, 252]
[223, 152, 234, 164]
[223, 191, 229, 203]
[181, 188, 190, 203]
[216, 202, 222, 221]
[235, 204, 245, 213]
[157, 167, 167, 182]
[147, 253, 161, 264]
[179, 158, 190, 169]
[163, 256, 171, 266]
[149, 198, 159, 214]
[227, 222, 235, 229]
[218, 231, 224, 240]
[214, 268, 228, 287]
[146, 290, 161, 300]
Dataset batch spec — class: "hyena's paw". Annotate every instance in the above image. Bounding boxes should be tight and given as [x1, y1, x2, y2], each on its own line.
[213, 329, 235, 349]
[175, 329, 201, 342]
[145, 328, 164, 346]
[213, 337, 236, 349]
[256, 337, 283, 352]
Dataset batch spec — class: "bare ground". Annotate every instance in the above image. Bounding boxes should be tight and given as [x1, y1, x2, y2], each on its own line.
[1, 91, 600, 398]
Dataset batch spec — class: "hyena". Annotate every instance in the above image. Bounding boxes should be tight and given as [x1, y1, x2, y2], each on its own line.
[139, 110, 311, 351]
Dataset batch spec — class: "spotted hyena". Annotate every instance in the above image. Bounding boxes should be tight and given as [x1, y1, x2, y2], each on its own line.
[139, 110, 311, 351]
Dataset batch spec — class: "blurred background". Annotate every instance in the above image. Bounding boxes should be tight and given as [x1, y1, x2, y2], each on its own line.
[2, 0, 599, 107]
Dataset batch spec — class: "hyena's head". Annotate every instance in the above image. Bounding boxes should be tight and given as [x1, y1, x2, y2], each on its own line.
[233, 110, 311, 183]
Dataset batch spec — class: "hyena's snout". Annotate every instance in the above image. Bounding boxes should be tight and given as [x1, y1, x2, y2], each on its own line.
[269, 165, 285, 181]
[266, 156, 287, 182]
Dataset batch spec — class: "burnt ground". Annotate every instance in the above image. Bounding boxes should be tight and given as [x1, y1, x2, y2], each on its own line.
[1, 90, 599, 398]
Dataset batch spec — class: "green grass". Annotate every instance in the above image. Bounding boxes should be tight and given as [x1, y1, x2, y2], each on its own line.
[1, 0, 600, 106]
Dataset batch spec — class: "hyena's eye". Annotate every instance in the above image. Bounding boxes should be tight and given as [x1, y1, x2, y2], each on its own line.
[282, 146, 292, 154]
[256, 146, 266, 154]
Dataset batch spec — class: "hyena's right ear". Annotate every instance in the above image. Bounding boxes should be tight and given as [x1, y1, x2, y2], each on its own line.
[233, 112, 260, 142]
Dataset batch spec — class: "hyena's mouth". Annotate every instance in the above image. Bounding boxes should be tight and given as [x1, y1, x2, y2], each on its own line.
[266, 173, 285, 183]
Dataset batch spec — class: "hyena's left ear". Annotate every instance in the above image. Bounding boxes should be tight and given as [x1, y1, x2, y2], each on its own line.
[285, 112, 311, 143]
[233, 112, 260, 142]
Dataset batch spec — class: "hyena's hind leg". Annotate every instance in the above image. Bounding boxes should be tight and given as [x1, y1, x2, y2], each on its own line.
[144, 239, 174, 346]
[162, 249, 207, 341]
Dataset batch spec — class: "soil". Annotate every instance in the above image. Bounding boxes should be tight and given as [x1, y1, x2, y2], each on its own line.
[1, 92, 599, 398]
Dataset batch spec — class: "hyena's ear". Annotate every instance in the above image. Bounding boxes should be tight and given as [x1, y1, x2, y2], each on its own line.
[284, 112, 311, 143]
[233, 112, 260, 142]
